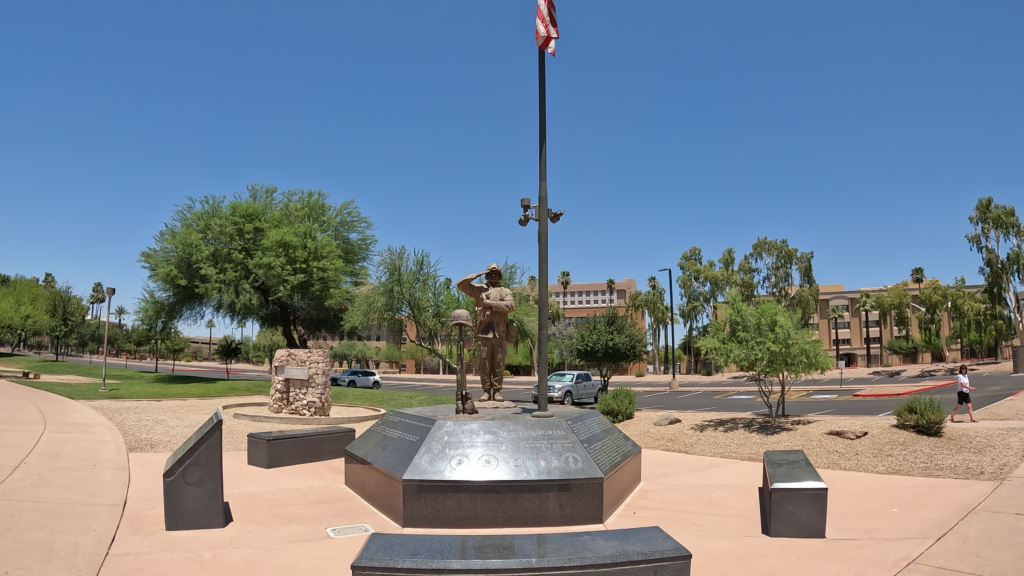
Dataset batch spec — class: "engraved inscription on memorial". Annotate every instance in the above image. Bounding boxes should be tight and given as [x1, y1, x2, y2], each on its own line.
[275, 366, 309, 380]
[567, 412, 640, 476]
[345, 411, 435, 478]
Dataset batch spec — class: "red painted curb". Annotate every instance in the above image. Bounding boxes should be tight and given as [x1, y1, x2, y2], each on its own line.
[852, 380, 957, 398]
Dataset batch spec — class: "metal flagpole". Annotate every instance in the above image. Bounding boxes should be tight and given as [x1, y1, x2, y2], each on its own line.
[533, 47, 553, 419]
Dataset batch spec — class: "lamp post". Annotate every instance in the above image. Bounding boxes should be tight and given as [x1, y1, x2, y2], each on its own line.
[100, 286, 115, 392]
[520, 48, 565, 419]
[658, 269, 677, 390]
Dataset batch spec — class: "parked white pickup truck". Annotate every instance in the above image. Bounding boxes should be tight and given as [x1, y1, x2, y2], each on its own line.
[531, 370, 604, 405]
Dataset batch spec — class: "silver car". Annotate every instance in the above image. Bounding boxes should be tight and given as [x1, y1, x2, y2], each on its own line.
[532, 370, 603, 405]
[330, 369, 382, 389]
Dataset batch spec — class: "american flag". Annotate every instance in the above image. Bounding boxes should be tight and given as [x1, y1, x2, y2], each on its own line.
[535, 0, 558, 55]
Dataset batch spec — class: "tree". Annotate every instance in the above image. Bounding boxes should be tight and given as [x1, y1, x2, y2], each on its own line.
[572, 308, 647, 390]
[88, 282, 105, 320]
[827, 305, 845, 366]
[113, 305, 128, 329]
[253, 328, 287, 367]
[329, 340, 357, 369]
[41, 273, 57, 289]
[236, 319, 246, 341]
[918, 280, 952, 362]
[736, 238, 819, 324]
[699, 292, 832, 423]
[215, 335, 242, 379]
[550, 321, 577, 370]
[606, 279, 616, 301]
[164, 333, 191, 374]
[558, 271, 572, 304]
[139, 184, 376, 349]
[966, 197, 1023, 346]
[45, 284, 87, 361]
[205, 319, 216, 358]
[0, 276, 48, 352]
[134, 289, 179, 373]
[646, 276, 663, 375]
[855, 292, 876, 367]
[910, 267, 926, 338]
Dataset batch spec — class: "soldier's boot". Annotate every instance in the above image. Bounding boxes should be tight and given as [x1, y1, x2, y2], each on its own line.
[463, 391, 479, 415]
[491, 384, 504, 403]
[455, 396, 463, 414]
[479, 383, 492, 403]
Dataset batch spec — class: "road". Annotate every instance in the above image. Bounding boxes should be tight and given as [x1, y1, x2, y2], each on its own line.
[52, 354, 1024, 417]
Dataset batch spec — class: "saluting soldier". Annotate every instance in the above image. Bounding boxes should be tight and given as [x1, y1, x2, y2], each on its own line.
[457, 264, 516, 402]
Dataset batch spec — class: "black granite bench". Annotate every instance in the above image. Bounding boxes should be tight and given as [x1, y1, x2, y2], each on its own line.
[164, 411, 228, 531]
[247, 426, 354, 469]
[350, 526, 692, 576]
[762, 450, 828, 538]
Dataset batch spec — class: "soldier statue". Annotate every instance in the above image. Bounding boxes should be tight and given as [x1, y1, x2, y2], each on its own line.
[457, 263, 516, 402]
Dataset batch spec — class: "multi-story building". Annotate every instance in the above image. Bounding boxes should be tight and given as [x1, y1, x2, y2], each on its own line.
[548, 278, 637, 318]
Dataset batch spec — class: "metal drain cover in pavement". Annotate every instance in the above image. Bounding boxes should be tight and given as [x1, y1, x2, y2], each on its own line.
[326, 523, 374, 539]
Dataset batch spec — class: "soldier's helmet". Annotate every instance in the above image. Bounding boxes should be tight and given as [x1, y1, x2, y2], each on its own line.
[485, 263, 503, 280]
[449, 309, 472, 328]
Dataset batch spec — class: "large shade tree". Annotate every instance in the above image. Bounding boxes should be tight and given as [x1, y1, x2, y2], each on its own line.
[139, 184, 376, 349]
[966, 197, 1023, 346]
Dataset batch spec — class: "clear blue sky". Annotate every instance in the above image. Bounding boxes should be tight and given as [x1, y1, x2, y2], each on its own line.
[2, 1, 1022, 336]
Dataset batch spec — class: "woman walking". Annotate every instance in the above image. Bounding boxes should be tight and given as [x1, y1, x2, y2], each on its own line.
[949, 364, 978, 423]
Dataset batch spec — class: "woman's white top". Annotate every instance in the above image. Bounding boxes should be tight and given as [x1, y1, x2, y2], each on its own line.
[957, 374, 970, 393]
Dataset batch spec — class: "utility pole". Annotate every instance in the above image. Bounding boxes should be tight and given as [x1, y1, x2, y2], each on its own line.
[659, 268, 677, 389]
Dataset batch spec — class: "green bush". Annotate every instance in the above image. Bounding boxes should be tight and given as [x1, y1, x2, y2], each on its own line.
[503, 370, 511, 377]
[950, 357, 959, 363]
[700, 367, 712, 376]
[634, 370, 645, 377]
[892, 396, 947, 437]
[882, 362, 892, 368]
[596, 387, 636, 423]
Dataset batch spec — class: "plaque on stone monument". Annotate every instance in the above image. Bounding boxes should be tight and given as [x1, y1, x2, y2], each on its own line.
[275, 365, 309, 380]
[566, 411, 641, 476]
[344, 405, 643, 529]
[163, 410, 227, 531]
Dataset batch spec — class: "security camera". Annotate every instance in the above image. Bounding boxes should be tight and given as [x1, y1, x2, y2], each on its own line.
[520, 197, 532, 213]
[518, 213, 532, 227]
[549, 209, 564, 224]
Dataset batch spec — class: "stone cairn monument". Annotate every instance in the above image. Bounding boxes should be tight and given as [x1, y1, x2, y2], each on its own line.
[268, 349, 332, 416]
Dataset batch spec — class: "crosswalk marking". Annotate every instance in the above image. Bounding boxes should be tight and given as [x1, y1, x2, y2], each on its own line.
[807, 409, 835, 416]
[678, 391, 703, 398]
[644, 391, 670, 397]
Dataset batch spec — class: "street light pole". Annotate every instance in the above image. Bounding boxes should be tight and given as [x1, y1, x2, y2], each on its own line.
[100, 286, 115, 392]
[658, 268, 677, 389]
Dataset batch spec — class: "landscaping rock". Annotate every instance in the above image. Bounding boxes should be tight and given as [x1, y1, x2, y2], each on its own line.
[826, 429, 868, 440]
[653, 412, 682, 427]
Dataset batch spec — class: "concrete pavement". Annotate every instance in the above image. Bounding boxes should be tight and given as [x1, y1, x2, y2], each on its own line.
[0, 381, 129, 576]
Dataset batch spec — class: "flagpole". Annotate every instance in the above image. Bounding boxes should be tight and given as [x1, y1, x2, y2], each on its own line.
[533, 46, 553, 419]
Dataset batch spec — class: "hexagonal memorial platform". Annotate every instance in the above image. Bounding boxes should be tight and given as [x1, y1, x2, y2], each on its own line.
[344, 405, 642, 529]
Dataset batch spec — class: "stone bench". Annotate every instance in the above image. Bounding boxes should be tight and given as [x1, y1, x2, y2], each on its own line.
[350, 526, 692, 576]
[762, 449, 828, 538]
[247, 426, 354, 469]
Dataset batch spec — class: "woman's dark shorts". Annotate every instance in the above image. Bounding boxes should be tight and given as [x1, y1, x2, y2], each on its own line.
[957, 391, 972, 405]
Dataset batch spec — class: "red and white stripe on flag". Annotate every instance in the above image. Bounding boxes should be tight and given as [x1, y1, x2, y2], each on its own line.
[536, 0, 558, 55]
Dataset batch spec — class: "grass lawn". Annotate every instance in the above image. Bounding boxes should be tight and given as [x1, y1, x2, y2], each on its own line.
[0, 353, 449, 410]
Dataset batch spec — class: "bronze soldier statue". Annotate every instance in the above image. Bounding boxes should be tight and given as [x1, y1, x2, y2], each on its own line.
[457, 263, 515, 402]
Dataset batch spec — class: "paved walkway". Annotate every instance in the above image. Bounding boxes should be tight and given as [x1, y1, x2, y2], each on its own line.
[101, 448, 998, 576]
[899, 460, 1024, 576]
[0, 381, 129, 576]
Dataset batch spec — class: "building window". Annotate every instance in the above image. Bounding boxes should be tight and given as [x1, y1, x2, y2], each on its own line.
[862, 320, 879, 328]
[570, 301, 575, 305]
[601, 299, 607, 304]
[601, 290, 606, 296]
[835, 304, 849, 312]
[832, 338, 851, 346]
[866, 337, 881, 344]
[586, 300, 591, 305]
[375, 335, 381, 341]
[834, 321, 850, 329]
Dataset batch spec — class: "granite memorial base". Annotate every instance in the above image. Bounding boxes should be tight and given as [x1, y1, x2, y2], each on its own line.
[351, 526, 692, 576]
[163, 411, 228, 531]
[247, 426, 355, 469]
[344, 405, 642, 529]
[762, 450, 827, 538]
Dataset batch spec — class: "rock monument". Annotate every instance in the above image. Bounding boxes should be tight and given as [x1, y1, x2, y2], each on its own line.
[456, 263, 515, 403]
[268, 349, 332, 416]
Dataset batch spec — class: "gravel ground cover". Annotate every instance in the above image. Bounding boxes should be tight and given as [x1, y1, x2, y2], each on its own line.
[84, 397, 378, 452]
[617, 411, 1024, 482]
[975, 393, 1024, 421]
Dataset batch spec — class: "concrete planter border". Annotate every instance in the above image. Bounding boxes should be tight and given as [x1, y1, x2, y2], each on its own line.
[220, 401, 385, 425]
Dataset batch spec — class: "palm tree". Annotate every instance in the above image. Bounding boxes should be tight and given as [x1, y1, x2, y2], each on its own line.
[827, 305, 846, 366]
[855, 293, 876, 368]
[558, 271, 572, 307]
[646, 276, 663, 375]
[113, 305, 128, 329]
[606, 279, 616, 306]
[206, 319, 216, 359]
[89, 282, 105, 318]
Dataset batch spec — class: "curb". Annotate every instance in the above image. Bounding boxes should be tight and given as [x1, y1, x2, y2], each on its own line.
[852, 380, 956, 398]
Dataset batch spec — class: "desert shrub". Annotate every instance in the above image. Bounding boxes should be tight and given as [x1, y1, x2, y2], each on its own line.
[950, 357, 959, 363]
[503, 369, 511, 376]
[882, 362, 892, 368]
[634, 370, 645, 377]
[596, 387, 636, 423]
[892, 396, 947, 437]
[700, 367, 712, 376]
